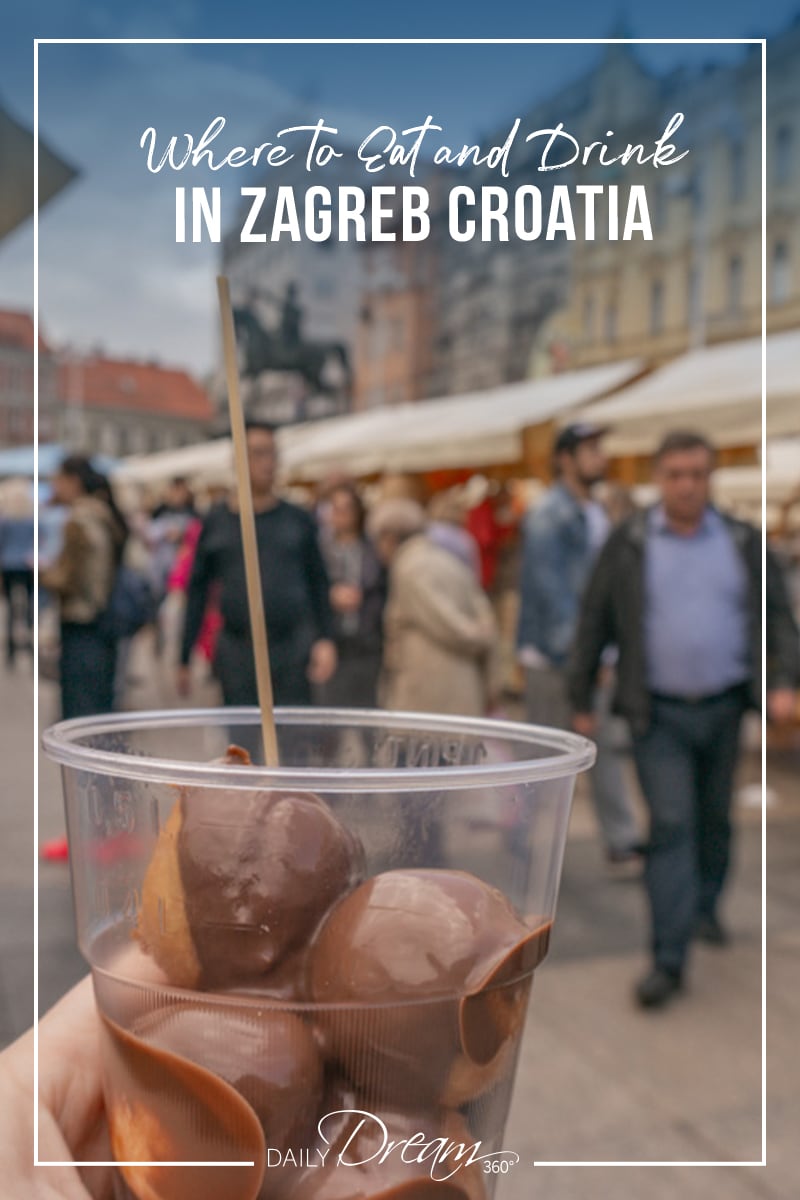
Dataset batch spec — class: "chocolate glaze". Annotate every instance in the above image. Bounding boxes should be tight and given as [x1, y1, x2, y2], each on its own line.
[126, 756, 550, 1193]
[136, 1002, 323, 1156]
[100, 1012, 265, 1200]
[176, 748, 363, 989]
[309, 870, 549, 1106]
[223, 945, 312, 1003]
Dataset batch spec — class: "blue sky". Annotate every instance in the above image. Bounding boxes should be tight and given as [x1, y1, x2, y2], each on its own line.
[0, 0, 796, 374]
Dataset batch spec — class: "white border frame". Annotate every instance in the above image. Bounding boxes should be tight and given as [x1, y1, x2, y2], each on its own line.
[32, 35, 767, 1171]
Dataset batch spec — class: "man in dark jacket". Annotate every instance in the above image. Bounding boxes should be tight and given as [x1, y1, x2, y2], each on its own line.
[568, 431, 799, 1009]
[177, 421, 336, 708]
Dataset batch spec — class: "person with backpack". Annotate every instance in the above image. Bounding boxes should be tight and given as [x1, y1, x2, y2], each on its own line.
[40, 456, 128, 719]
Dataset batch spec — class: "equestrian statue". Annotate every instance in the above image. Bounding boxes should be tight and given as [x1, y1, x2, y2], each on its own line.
[233, 283, 351, 397]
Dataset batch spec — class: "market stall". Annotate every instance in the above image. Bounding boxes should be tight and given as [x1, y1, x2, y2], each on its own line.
[113, 358, 642, 490]
[567, 331, 798, 480]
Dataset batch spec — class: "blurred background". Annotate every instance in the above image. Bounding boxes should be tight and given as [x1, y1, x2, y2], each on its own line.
[1, 5, 799, 1194]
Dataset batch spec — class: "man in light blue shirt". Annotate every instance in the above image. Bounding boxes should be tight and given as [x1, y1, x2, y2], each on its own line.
[644, 504, 750, 699]
[569, 430, 800, 1009]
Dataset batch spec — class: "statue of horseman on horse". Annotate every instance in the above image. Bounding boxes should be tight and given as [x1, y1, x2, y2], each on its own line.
[233, 282, 351, 397]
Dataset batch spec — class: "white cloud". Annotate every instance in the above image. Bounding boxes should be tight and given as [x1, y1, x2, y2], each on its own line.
[0, 43, 377, 374]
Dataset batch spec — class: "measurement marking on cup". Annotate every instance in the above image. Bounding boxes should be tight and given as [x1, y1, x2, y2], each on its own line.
[112, 790, 136, 833]
[94, 880, 111, 920]
[122, 886, 142, 922]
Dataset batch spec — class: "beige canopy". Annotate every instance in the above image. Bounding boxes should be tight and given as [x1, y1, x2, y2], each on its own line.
[115, 358, 641, 489]
[569, 332, 797, 456]
[279, 358, 641, 479]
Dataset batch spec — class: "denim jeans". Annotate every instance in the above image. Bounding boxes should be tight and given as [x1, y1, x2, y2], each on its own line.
[525, 664, 639, 855]
[632, 687, 748, 974]
[60, 621, 117, 719]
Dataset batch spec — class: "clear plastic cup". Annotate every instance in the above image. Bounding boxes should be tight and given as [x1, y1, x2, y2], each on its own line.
[43, 707, 595, 1200]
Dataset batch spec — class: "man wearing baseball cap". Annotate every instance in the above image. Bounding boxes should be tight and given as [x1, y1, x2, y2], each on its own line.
[517, 422, 640, 867]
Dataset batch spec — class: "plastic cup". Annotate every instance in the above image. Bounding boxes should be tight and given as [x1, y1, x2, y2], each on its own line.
[43, 707, 595, 1200]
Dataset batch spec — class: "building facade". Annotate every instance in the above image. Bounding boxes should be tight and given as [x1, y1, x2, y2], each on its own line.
[0, 310, 58, 447]
[552, 28, 800, 366]
[355, 26, 800, 407]
[55, 354, 215, 457]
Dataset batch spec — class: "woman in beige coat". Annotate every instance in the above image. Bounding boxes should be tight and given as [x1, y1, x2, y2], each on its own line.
[369, 500, 497, 717]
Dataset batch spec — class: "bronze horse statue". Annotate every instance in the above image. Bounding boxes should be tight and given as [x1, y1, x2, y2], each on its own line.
[233, 300, 351, 396]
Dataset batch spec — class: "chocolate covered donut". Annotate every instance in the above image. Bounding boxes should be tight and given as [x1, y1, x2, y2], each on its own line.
[136, 1002, 323, 1155]
[308, 869, 549, 1106]
[137, 747, 363, 990]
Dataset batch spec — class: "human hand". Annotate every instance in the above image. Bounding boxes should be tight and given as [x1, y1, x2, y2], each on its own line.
[0, 975, 112, 1198]
[767, 688, 797, 725]
[330, 583, 362, 614]
[175, 665, 192, 698]
[307, 639, 337, 685]
[572, 712, 598, 738]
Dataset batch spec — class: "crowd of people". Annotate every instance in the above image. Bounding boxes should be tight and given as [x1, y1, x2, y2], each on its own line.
[3, 419, 799, 1011]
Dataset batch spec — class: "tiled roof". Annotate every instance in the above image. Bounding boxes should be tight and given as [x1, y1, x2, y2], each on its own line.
[58, 356, 215, 422]
[0, 309, 50, 352]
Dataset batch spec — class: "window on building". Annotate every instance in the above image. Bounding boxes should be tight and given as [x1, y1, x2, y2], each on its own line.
[130, 426, 148, 455]
[775, 124, 793, 185]
[389, 317, 405, 352]
[687, 266, 700, 328]
[690, 168, 705, 217]
[652, 181, 667, 231]
[772, 241, 791, 305]
[371, 321, 389, 362]
[99, 423, 118, 456]
[582, 293, 595, 341]
[650, 279, 664, 336]
[729, 140, 745, 203]
[727, 255, 743, 314]
[604, 302, 618, 344]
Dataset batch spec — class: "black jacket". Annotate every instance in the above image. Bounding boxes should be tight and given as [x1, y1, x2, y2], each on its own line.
[180, 500, 333, 666]
[567, 507, 800, 736]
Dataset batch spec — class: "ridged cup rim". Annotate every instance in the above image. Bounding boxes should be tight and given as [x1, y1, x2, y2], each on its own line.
[42, 707, 596, 793]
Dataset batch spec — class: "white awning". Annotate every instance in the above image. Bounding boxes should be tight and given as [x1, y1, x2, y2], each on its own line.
[114, 358, 641, 487]
[113, 440, 234, 488]
[280, 358, 641, 480]
[569, 332, 797, 456]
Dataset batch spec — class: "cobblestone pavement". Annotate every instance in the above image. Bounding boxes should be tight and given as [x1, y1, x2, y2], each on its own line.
[1, 632, 797, 1198]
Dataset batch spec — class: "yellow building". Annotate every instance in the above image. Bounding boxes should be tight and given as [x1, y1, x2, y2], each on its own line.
[552, 29, 800, 369]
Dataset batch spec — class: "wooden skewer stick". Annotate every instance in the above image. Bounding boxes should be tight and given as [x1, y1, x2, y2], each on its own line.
[216, 274, 280, 767]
